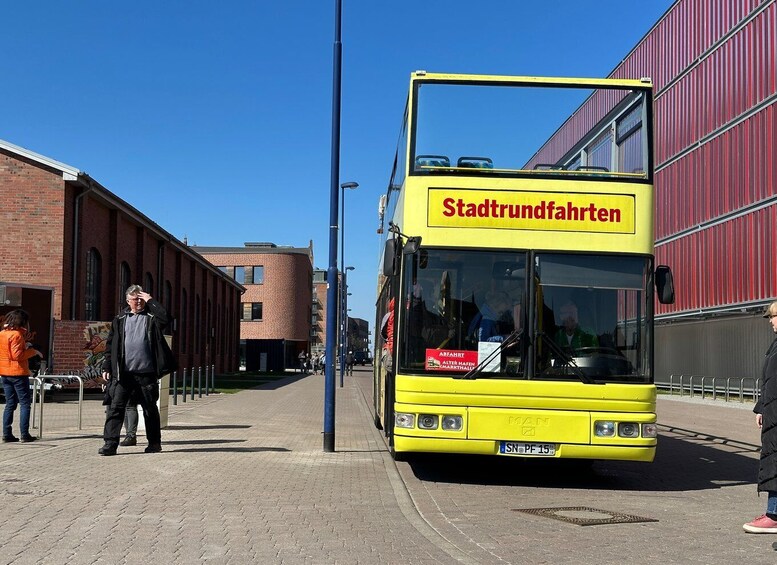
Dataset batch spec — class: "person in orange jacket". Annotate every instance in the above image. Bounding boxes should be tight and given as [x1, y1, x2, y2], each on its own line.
[1, 309, 42, 443]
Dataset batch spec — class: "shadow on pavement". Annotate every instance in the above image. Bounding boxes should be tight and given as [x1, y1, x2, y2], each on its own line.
[165, 424, 252, 430]
[336, 449, 387, 453]
[163, 439, 247, 445]
[34, 434, 104, 441]
[169, 446, 291, 453]
[255, 373, 313, 390]
[406, 432, 759, 492]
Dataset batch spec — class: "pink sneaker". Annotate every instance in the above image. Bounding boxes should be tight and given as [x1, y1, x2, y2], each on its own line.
[743, 514, 777, 533]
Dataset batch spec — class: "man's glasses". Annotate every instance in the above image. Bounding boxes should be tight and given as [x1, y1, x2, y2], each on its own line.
[128, 297, 144, 302]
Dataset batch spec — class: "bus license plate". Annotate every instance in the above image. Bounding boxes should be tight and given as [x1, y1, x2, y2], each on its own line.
[500, 442, 555, 456]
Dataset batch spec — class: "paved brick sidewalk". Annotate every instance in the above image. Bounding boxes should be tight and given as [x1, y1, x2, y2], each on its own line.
[0, 371, 470, 565]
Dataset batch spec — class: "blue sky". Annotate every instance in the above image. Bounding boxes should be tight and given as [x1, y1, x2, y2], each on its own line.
[1, 0, 674, 336]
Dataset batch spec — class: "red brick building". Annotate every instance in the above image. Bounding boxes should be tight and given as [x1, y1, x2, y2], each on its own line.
[312, 269, 328, 358]
[193, 243, 313, 371]
[0, 139, 242, 385]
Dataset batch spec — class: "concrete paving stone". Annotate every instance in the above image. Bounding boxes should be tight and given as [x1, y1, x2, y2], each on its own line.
[12, 367, 767, 564]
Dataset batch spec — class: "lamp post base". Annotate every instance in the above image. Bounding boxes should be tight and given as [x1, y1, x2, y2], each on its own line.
[323, 432, 335, 452]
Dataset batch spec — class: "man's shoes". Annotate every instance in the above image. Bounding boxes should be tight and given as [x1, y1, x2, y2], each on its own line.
[20, 435, 37, 443]
[120, 436, 137, 447]
[144, 443, 162, 453]
[98, 444, 118, 456]
[2, 436, 19, 443]
[743, 514, 777, 533]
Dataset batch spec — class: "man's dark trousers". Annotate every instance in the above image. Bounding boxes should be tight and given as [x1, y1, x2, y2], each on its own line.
[103, 372, 161, 447]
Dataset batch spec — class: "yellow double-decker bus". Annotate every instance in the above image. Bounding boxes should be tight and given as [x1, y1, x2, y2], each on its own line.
[374, 72, 674, 462]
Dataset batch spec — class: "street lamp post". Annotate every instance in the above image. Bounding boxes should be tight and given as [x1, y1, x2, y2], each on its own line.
[340, 266, 354, 387]
[339, 181, 358, 387]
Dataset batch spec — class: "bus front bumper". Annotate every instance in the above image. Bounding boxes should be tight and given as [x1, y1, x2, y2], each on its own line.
[392, 435, 656, 462]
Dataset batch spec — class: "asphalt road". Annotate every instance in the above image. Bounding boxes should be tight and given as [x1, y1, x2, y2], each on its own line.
[351, 367, 774, 565]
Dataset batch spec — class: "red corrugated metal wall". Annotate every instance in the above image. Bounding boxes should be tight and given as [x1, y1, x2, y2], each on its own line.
[656, 204, 777, 313]
[538, 0, 776, 316]
[653, 0, 776, 312]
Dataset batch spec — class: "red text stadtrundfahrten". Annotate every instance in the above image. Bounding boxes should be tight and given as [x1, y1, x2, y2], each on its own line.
[441, 197, 622, 223]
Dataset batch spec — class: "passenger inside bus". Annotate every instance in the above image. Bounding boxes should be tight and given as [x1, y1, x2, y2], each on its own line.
[553, 300, 599, 353]
[468, 290, 514, 343]
[406, 275, 456, 355]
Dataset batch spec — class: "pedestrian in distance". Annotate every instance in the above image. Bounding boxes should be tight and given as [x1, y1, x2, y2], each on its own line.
[298, 351, 308, 373]
[313, 353, 323, 374]
[98, 285, 176, 456]
[345, 351, 355, 376]
[744, 300, 777, 533]
[121, 404, 139, 446]
[1, 309, 42, 443]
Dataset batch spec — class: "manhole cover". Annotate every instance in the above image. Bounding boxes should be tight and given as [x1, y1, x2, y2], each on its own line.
[513, 506, 658, 526]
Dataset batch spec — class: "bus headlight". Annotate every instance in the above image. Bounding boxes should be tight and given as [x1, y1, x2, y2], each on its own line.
[441, 415, 463, 431]
[641, 423, 657, 438]
[395, 412, 415, 429]
[418, 414, 439, 430]
[618, 422, 640, 438]
[594, 421, 615, 437]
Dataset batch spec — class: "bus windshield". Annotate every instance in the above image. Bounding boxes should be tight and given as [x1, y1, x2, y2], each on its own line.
[397, 249, 652, 383]
[412, 81, 649, 178]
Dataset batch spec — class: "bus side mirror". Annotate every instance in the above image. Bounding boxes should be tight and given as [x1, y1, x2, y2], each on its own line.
[402, 236, 422, 255]
[383, 238, 401, 276]
[655, 265, 675, 304]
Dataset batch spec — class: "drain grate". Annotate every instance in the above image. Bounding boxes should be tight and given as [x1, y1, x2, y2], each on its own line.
[512, 506, 658, 526]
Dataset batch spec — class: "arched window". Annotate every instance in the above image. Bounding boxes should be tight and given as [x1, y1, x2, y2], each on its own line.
[164, 280, 173, 313]
[207, 299, 213, 358]
[85, 248, 102, 320]
[180, 288, 188, 352]
[119, 262, 131, 308]
[144, 272, 154, 295]
[195, 294, 201, 354]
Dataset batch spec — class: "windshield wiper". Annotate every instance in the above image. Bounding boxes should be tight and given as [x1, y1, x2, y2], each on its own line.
[536, 331, 593, 384]
[455, 329, 523, 380]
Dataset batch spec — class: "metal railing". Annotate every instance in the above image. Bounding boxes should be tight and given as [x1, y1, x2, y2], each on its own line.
[658, 374, 760, 403]
[31, 374, 84, 438]
[24, 364, 218, 437]
[171, 365, 216, 405]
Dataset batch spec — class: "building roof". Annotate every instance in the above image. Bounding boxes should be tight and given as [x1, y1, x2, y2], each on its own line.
[0, 138, 242, 291]
[0, 138, 81, 179]
[193, 242, 314, 259]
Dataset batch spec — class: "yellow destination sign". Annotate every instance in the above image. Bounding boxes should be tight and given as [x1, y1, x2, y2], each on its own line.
[428, 188, 635, 234]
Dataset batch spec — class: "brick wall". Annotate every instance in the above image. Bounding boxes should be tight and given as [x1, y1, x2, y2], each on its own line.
[53, 319, 92, 372]
[198, 250, 312, 343]
[0, 151, 66, 318]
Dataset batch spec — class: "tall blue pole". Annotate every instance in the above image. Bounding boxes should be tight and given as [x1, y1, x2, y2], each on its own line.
[324, 0, 343, 452]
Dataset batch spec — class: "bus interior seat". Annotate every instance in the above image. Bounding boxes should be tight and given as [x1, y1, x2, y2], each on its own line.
[415, 155, 450, 168]
[533, 163, 566, 170]
[574, 165, 610, 172]
[457, 156, 493, 169]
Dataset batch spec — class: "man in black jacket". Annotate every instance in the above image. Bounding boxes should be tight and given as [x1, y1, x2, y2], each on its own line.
[98, 285, 174, 456]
